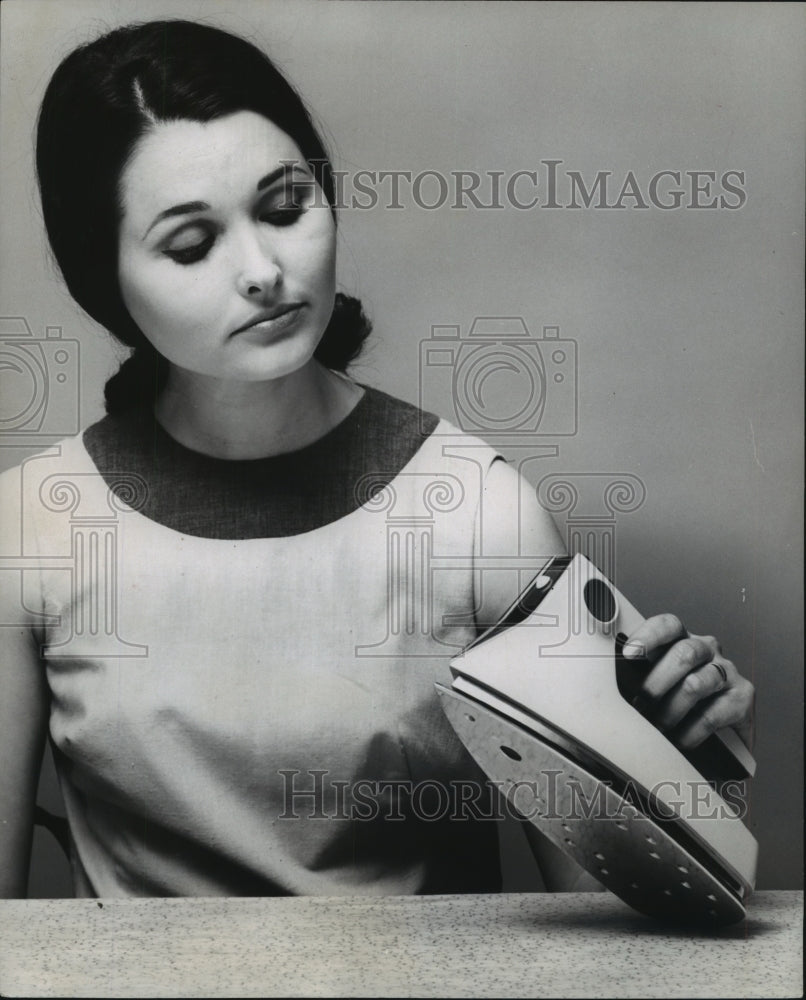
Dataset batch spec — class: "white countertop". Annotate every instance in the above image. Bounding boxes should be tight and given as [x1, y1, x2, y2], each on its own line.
[0, 890, 802, 998]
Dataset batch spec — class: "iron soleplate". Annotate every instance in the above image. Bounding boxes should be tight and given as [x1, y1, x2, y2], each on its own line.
[437, 685, 748, 926]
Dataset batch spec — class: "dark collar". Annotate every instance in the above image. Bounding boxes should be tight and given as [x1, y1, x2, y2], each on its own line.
[82, 384, 440, 539]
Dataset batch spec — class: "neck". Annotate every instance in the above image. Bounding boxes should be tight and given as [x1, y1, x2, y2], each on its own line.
[154, 360, 364, 459]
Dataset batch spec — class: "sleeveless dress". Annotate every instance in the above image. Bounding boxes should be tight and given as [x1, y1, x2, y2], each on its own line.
[11, 383, 513, 897]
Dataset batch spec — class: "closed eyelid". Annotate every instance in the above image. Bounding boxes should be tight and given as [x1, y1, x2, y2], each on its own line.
[149, 188, 311, 246]
[159, 220, 215, 249]
[257, 174, 322, 213]
[156, 186, 317, 260]
[142, 202, 210, 240]
[142, 166, 318, 239]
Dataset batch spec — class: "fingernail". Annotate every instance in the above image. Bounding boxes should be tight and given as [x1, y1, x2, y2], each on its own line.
[623, 641, 642, 659]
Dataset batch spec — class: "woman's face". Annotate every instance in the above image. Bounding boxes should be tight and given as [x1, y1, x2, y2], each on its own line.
[117, 111, 337, 384]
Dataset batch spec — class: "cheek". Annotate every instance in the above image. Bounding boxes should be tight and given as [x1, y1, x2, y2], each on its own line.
[118, 266, 157, 334]
[300, 219, 337, 299]
[119, 257, 216, 340]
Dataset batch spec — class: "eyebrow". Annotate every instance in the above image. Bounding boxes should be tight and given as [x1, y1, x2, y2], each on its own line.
[142, 164, 311, 239]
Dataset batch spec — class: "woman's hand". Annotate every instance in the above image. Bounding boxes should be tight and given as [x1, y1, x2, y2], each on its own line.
[622, 614, 754, 750]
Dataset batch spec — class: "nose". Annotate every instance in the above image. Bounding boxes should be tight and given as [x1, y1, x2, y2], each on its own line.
[234, 225, 283, 299]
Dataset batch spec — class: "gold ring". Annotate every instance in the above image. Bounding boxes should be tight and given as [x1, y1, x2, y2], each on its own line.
[713, 662, 728, 688]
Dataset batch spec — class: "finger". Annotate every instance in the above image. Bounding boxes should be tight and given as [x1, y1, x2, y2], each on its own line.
[622, 613, 688, 660]
[635, 635, 720, 705]
[670, 678, 754, 749]
[649, 658, 733, 731]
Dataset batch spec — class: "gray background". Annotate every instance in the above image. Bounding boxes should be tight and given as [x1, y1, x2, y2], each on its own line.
[0, 0, 802, 894]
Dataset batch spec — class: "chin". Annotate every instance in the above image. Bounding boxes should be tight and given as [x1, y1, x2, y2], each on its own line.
[236, 341, 320, 383]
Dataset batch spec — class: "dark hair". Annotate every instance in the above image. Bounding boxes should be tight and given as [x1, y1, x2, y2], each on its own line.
[36, 19, 371, 414]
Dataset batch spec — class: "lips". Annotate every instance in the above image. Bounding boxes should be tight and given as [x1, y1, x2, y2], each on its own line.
[231, 303, 304, 336]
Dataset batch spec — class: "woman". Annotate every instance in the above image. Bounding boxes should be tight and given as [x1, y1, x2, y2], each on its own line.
[0, 19, 753, 898]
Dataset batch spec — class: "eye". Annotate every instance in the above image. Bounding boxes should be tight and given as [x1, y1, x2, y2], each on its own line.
[260, 206, 303, 227]
[162, 228, 215, 265]
[258, 182, 315, 227]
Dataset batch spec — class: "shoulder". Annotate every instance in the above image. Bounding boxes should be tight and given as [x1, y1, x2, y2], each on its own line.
[476, 456, 566, 559]
[0, 432, 92, 489]
[359, 386, 563, 551]
[345, 383, 501, 490]
[0, 433, 94, 598]
[356, 384, 502, 468]
[352, 383, 439, 460]
[0, 431, 101, 540]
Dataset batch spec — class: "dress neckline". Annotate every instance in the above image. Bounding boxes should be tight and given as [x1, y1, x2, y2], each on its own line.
[81, 383, 441, 539]
[144, 382, 370, 467]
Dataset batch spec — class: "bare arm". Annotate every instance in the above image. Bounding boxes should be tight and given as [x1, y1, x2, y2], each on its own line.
[0, 463, 50, 897]
[0, 618, 49, 897]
